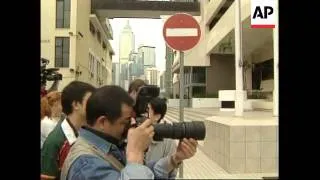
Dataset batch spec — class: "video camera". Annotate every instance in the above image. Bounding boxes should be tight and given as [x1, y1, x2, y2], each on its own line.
[41, 58, 63, 87]
[133, 85, 206, 141]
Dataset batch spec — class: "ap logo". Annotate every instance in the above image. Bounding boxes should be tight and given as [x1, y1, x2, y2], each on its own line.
[251, 0, 276, 28]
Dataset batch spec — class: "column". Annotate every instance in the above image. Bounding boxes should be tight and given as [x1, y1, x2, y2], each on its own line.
[235, 0, 244, 116]
[273, 0, 279, 116]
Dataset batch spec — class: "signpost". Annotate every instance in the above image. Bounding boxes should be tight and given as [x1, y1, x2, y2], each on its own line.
[163, 13, 201, 178]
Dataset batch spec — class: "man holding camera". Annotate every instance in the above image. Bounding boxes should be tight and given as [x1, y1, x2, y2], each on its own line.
[128, 79, 199, 179]
[60, 85, 198, 179]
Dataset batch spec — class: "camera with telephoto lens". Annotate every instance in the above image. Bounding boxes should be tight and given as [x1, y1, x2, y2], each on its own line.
[133, 85, 206, 141]
[41, 58, 63, 87]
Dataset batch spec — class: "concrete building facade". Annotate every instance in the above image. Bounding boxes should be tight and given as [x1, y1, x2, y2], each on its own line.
[167, 0, 276, 104]
[41, 0, 114, 91]
[166, 0, 278, 174]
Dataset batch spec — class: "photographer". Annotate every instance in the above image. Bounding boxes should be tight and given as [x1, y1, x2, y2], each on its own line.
[128, 79, 198, 178]
[128, 79, 146, 103]
[60, 86, 172, 179]
[41, 58, 62, 96]
[145, 97, 178, 178]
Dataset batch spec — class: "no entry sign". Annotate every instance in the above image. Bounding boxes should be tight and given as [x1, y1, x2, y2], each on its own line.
[163, 13, 201, 51]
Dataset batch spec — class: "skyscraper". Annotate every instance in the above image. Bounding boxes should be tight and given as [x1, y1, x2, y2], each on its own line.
[163, 45, 174, 97]
[138, 45, 156, 69]
[119, 20, 135, 64]
[128, 51, 139, 81]
[119, 20, 135, 88]
[145, 67, 159, 86]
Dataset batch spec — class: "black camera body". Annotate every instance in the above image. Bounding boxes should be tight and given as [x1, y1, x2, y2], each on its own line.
[133, 85, 206, 141]
[41, 58, 63, 87]
[134, 85, 160, 117]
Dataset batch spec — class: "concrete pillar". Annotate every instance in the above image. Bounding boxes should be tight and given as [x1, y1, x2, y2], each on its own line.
[273, 0, 279, 116]
[235, 0, 244, 116]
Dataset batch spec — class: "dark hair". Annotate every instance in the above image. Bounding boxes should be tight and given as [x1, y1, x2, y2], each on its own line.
[61, 81, 96, 115]
[86, 85, 134, 125]
[149, 97, 167, 122]
[128, 79, 146, 93]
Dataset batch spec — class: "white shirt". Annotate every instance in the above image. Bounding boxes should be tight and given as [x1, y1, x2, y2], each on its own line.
[41, 116, 59, 149]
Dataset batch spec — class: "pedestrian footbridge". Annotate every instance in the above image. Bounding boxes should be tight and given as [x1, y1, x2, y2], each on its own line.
[92, 0, 200, 19]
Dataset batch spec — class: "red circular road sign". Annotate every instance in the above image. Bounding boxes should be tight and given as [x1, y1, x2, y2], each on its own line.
[163, 13, 201, 51]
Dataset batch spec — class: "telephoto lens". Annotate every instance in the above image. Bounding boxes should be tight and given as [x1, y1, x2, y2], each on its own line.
[153, 121, 206, 141]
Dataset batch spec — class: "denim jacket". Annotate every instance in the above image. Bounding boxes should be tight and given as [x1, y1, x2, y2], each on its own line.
[63, 128, 174, 180]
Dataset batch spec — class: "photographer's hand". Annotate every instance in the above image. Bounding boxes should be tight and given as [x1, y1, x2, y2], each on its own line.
[169, 138, 198, 169]
[126, 118, 154, 164]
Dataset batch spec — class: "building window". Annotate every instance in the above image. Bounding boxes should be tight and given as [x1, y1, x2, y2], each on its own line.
[55, 37, 70, 67]
[109, 52, 113, 61]
[97, 31, 101, 44]
[96, 60, 103, 85]
[89, 52, 95, 78]
[89, 22, 96, 35]
[56, 0, 71, 28]
[97, 61, 100, 79]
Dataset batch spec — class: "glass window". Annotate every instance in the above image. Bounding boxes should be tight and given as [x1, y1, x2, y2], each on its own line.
[90, 22, 96, 35]
[55, 37, 70, 67]
[97, 31, 101, 43]
[56, 0, 70, 28]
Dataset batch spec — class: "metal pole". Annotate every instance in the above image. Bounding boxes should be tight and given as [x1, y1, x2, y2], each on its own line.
[190, 67, 193, 98]
[273, 0, 279, 116]
[178, 51, 184, 178]
[235, 0, 244, 116]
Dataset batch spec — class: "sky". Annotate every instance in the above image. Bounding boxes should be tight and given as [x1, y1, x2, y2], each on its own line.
[109, 18, 166, 72]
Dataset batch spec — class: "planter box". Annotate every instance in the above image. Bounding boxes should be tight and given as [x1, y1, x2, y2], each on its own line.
[219, 90, 247, 111]
[252, 100, 273, 110]
[203, 118, 278, 174]
[167, 99, 189, 107]
[191, 98, 220, 108]
[245, 99, 273, 110]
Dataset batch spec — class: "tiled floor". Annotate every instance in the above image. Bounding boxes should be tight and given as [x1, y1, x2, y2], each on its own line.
[164, 107, 279, 179]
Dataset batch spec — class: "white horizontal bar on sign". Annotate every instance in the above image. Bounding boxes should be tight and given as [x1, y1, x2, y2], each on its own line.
[166, 28, 198, 37]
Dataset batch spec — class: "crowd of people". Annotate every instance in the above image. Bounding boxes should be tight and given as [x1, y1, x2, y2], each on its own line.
[40, 79, 198, 180]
